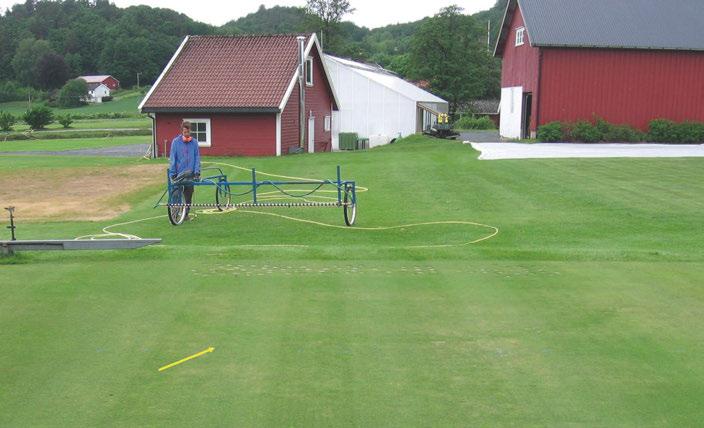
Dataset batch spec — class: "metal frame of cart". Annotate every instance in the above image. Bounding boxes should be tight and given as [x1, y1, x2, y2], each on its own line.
[155, 165, 357, 226]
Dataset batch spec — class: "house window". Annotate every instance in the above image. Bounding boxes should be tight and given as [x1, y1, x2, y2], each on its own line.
[515, 27, 525, 46]
[184, 118, 211, 147]
[324, 115, 331, 132]
[305, 57, 313, 86]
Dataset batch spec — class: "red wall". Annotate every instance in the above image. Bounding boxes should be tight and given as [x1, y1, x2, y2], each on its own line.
[280, 46, 333, 153]
[539, 48, 704, 130]
[281, 81, 300, 154]
[499, 5, 540, 131]
[155, 113, 276, 157]
[103, 76, 120, 90]
[153, 45, 336, 157]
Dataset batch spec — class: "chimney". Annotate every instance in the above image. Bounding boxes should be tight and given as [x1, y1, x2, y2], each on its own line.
[297, 36, 306, 150]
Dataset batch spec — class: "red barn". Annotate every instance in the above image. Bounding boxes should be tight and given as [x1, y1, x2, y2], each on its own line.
[495, 0, 704, 139]
[78, 75, 120, 90]
[140, 34, 339, 157]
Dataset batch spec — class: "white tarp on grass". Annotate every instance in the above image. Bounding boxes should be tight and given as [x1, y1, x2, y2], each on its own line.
[470, 142, 704, 160]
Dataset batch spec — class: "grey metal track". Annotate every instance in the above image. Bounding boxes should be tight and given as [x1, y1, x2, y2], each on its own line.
[1, 239, 161, 254]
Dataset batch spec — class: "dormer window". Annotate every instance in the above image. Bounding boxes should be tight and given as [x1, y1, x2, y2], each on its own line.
[515, 27, 525, 46]
[305, 57, 313, 86]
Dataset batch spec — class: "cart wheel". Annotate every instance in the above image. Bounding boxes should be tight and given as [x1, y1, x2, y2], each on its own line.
[343, 186, 356, 226]
[168, 186, 187, 226]
[215, 180, 231, 211]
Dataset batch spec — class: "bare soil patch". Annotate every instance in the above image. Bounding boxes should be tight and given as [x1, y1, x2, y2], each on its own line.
[0, 164, 164, 221]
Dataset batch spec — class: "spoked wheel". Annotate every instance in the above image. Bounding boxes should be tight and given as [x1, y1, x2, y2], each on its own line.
[343, 185, 357, 226]
[215, 179, 232, 211]
[168, 186, 188, 226]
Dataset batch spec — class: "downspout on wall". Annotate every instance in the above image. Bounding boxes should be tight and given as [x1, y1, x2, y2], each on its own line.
[147, 113, 157, 158]
[297, 36, 306, 149]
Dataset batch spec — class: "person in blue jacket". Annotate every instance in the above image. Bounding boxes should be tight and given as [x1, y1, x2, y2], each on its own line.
[169, 121, 201, 217]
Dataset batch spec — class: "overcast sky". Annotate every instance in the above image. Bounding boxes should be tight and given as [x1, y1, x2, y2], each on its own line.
[0, 0, 496, 28]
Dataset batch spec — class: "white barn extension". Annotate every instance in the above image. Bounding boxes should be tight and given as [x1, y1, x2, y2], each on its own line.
[324, 55, 448, 149]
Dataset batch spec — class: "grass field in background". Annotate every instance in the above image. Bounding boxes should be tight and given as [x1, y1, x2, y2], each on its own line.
[0, 89, 145, 116]
[7, 117, 151, 133]
[0, 135, 150, 152]
[1, 136, 703, 425]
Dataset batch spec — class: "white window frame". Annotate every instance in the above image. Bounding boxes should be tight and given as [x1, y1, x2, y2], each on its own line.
[305, 57, 313, 86]
[515, 27, 525, 46]
[324, 115, 331, 132]
[183, 118, 211, 148]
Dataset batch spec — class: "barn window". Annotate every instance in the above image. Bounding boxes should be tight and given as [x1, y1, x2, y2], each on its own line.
[183, 118, 211, 147]
[515, 27, 525, 46]
[324, 115, 331, 132]
[305, 57, 313, 86]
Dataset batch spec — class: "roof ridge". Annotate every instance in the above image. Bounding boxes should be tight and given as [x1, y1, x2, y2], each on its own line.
[190, 33, 313, 39]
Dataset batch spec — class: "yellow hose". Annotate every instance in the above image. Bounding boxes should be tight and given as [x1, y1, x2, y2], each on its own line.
[76, 161, 499, 248]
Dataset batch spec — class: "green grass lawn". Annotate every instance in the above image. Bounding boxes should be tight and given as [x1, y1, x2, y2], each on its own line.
[0, 89, 145, 116]
[6, 117, 151, 132]
[0, 135, 150, 152]
[1, 136, 703, 425]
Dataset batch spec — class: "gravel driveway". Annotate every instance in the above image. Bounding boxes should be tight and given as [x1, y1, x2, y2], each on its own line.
[458, 130, 501, 142]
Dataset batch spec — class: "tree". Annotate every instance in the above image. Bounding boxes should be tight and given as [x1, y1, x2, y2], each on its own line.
[0, 112, 17, 132]
[11, 38, 53, 87]
[306, 0, 354, 50]
[23, 104, 53, 130]
[409, 5, 496, 114]
[57, 78, 87, 108]
[37, 52, 69, 90]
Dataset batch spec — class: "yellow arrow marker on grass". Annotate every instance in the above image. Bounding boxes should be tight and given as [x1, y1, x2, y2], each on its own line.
[158, 347, 214, 372]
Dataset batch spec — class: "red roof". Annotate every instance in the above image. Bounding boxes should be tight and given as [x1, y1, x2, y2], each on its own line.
[141, 34, 311, 112]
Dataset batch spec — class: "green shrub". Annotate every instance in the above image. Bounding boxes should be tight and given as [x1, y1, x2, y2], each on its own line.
[57, 114, 73, 128]
[57, 79, 88, 108]
[571, 121, 602, 143]
[537, 121, 564, 142]
[22, 105, 54, 130]
[454, 115, 496, 130]
[101, 96, 113, 102]
[595, 119, 644, 142]
[648, 119, 676, 142]
[0, 111, 17, 132]
[674, 122, 704, 143]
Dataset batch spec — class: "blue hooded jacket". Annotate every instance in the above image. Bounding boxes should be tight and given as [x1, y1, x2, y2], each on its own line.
[169, 135, 201, 177]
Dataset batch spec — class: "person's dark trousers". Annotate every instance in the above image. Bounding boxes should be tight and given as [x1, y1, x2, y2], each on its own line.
[184, 185, 194, 215]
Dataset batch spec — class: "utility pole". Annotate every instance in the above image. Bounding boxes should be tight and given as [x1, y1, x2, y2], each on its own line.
[136, 72, 141, 89]
[487, 20, 491, 52]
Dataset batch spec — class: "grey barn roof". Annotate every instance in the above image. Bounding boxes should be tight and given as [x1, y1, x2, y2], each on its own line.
[495, 0, 704, 55]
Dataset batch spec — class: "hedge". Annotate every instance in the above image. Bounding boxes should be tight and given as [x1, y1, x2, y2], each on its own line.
[454, 115, 496, 130]
[537, 118, 704, 143]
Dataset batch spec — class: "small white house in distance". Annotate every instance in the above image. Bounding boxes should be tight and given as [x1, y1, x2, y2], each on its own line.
[324, 55, 448, 149]
[84, 82, 110, 103]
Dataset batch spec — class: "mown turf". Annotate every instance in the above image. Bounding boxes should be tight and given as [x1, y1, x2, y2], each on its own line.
[0, 135, 150, 152]
[7, 117, 151, 132]
[0, 89, 144, 116]
[1, 136, 703, 426]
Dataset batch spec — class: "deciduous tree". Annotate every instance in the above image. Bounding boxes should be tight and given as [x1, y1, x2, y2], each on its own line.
[410, 5, 497, 114]
[306, 0, 354, 50]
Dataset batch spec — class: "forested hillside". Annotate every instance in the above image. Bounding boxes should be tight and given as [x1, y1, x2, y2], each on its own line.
[0, 0, 507, 110]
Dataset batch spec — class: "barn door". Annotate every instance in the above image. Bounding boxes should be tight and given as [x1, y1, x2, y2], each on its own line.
[308, 116, 315, 153]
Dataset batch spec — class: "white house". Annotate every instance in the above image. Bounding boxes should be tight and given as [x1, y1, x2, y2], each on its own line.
[324, 55, 449, 149]
[84, 82, 110, 103]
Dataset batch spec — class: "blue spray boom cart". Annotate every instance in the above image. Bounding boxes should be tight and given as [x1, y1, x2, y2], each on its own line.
[156, 165, 357, 226]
